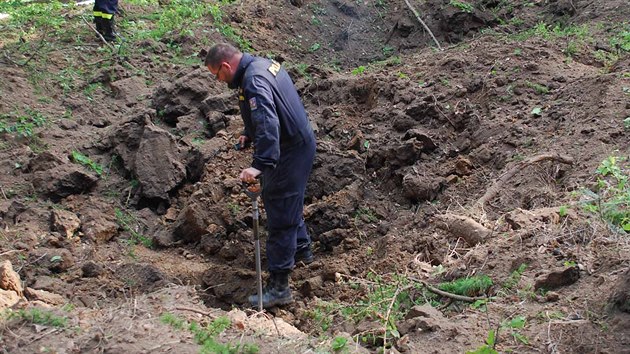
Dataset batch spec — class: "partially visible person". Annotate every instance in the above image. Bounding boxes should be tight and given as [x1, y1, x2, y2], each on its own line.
[205, 43, 316, 308]
[93, 0, 120, 42]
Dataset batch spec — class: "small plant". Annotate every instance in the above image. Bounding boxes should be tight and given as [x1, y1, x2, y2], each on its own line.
[351, 65, 366, 75]
[624, 117, 630, 130]
[558, 205, 569, 217]
[531, 107, 543, 116]
[501, 315, 529, 344]
[115, 208, 153, 248]
[503, 264, 527, 291]
[331, 336, 349, 352]
[466, 330, 498, 354]
[8, 308, 67, 328]
[354, 206, 378, 223]
[450, 0, 474, 13]
[438, 275, 493, 296]
[71, 150, 104, 176]
[310, 15, 322, 26]
[0, 109, 48, 138]
[526, 81, 550, 94]
[309, 42, 321, 52]
[382, 45, 394, 56]
[581, 156, 629, 232]
[161, 313, 258, 353]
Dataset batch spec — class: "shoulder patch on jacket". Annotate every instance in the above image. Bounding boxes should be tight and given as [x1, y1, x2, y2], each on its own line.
[249, 97, 258, 110]
[268, 60, 281, 76]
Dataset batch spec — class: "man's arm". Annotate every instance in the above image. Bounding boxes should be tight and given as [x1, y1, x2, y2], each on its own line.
[243, 75, 281, 171]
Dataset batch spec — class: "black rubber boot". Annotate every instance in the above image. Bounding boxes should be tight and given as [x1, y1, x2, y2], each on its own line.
[101, 17, 121, 42]
[94, 16, 104, 36]
[294, 246, 314, 265]
[248, 271, 292, 308]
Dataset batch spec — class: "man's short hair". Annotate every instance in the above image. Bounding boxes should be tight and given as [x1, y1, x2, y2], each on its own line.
[205, 43, 241, 67]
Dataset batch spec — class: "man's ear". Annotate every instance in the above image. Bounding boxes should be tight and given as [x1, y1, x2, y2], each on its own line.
[198, 48, 207, 61]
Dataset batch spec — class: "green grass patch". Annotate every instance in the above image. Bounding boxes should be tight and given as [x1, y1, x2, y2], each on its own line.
[115, 208, 153, 247]
[581, 156, 629, 232]
[0, 108, 47, 138]
[71, 150, 104, 176]
[438, 275, 493, 297]
[161, 313, 259, 354]
[6, 308, 68, 327]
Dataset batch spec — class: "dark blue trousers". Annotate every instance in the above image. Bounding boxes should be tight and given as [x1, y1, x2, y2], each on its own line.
[263, 136, 316, 272]
[94, 0, 118, 17]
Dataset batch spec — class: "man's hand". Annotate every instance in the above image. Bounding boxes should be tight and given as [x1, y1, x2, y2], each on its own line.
[239, 135, 250, 146]
[240, 167, 261, 182]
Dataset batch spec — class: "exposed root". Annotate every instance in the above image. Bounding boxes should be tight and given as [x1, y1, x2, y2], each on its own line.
[476, 153, 574, 209]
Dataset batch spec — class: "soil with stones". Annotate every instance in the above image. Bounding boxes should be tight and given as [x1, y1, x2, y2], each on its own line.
[1, 0, 629, 353]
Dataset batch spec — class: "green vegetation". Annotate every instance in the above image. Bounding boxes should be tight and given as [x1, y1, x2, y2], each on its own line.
[525, 81, 550, 95]
[558, 205, 569, 217]
[0, 108, 48, 138]
[71, 150, 104, 176]
[160, 313, 259, 354]
[354, 206, 378, 223]
[466, 330, 498, 354]
[307, 272, 439, 349]
[438, 275, 493, 297]
[502, 264, 527, 291]
[581, 156, 629, 232]
[351, 65, 367, 75]
[331, 336, 349, 352]
[450, 0, 474, 13]
[501, 315, 528, 344]
[115, 208, 153, 247]
[6, 308, 68, 328]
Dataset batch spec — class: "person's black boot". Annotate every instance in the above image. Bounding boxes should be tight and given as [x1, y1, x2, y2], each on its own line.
[93, 16, 104, 36]
[101, 17, 122, 42]
[294, 246, 314, 265]
[248, 271, 292, 308]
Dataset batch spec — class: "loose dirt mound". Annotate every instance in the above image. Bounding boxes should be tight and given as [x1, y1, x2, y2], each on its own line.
[1, 0, 629, 353]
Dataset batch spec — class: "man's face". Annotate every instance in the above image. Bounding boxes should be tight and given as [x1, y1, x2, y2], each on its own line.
[207, 62, 230, 84]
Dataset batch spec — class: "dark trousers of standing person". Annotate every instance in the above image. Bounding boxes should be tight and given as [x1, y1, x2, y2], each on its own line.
[93, 0, 119, 41]
[263, 136, 316, 274]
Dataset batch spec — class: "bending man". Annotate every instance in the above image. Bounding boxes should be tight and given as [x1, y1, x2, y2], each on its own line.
[205, 43, 316, 308]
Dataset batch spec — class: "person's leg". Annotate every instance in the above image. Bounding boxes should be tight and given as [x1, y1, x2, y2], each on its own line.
[248, 138, 316, 307]
[98, 0, 120, 42]
[93, 0, 105, 36]
[295, 138, 316, 263]
[247, 194, 300, 308]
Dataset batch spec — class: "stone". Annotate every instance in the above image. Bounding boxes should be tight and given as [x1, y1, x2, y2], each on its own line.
[50, 209, 81, 238]
[534, 267, 580, 291]
[0, 289, 20, 309]
[0, 260, 23, 297]
[24, 287, 67, 305]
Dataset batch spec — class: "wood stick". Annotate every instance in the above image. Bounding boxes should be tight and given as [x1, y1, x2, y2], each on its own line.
[81, 15, 116, 51]
[175, 306, 217, 318]
[402, 0, 442, 50]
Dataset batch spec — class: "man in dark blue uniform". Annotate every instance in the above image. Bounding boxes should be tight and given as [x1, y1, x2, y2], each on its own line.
[205, 43, 316, 308]
[93, 0, 120, 42]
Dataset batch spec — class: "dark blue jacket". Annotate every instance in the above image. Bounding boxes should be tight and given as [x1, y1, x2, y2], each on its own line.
[229, 53, 314, 172]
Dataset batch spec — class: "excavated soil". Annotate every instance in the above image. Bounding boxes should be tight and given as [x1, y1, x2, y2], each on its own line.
[1, 0, 629, 353]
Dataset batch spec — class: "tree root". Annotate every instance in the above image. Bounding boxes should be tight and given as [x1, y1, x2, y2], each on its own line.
[476, 153, 574, 208]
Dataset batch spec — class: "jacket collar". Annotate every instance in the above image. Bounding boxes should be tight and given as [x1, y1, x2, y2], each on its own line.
[228, 53, 254, 90]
